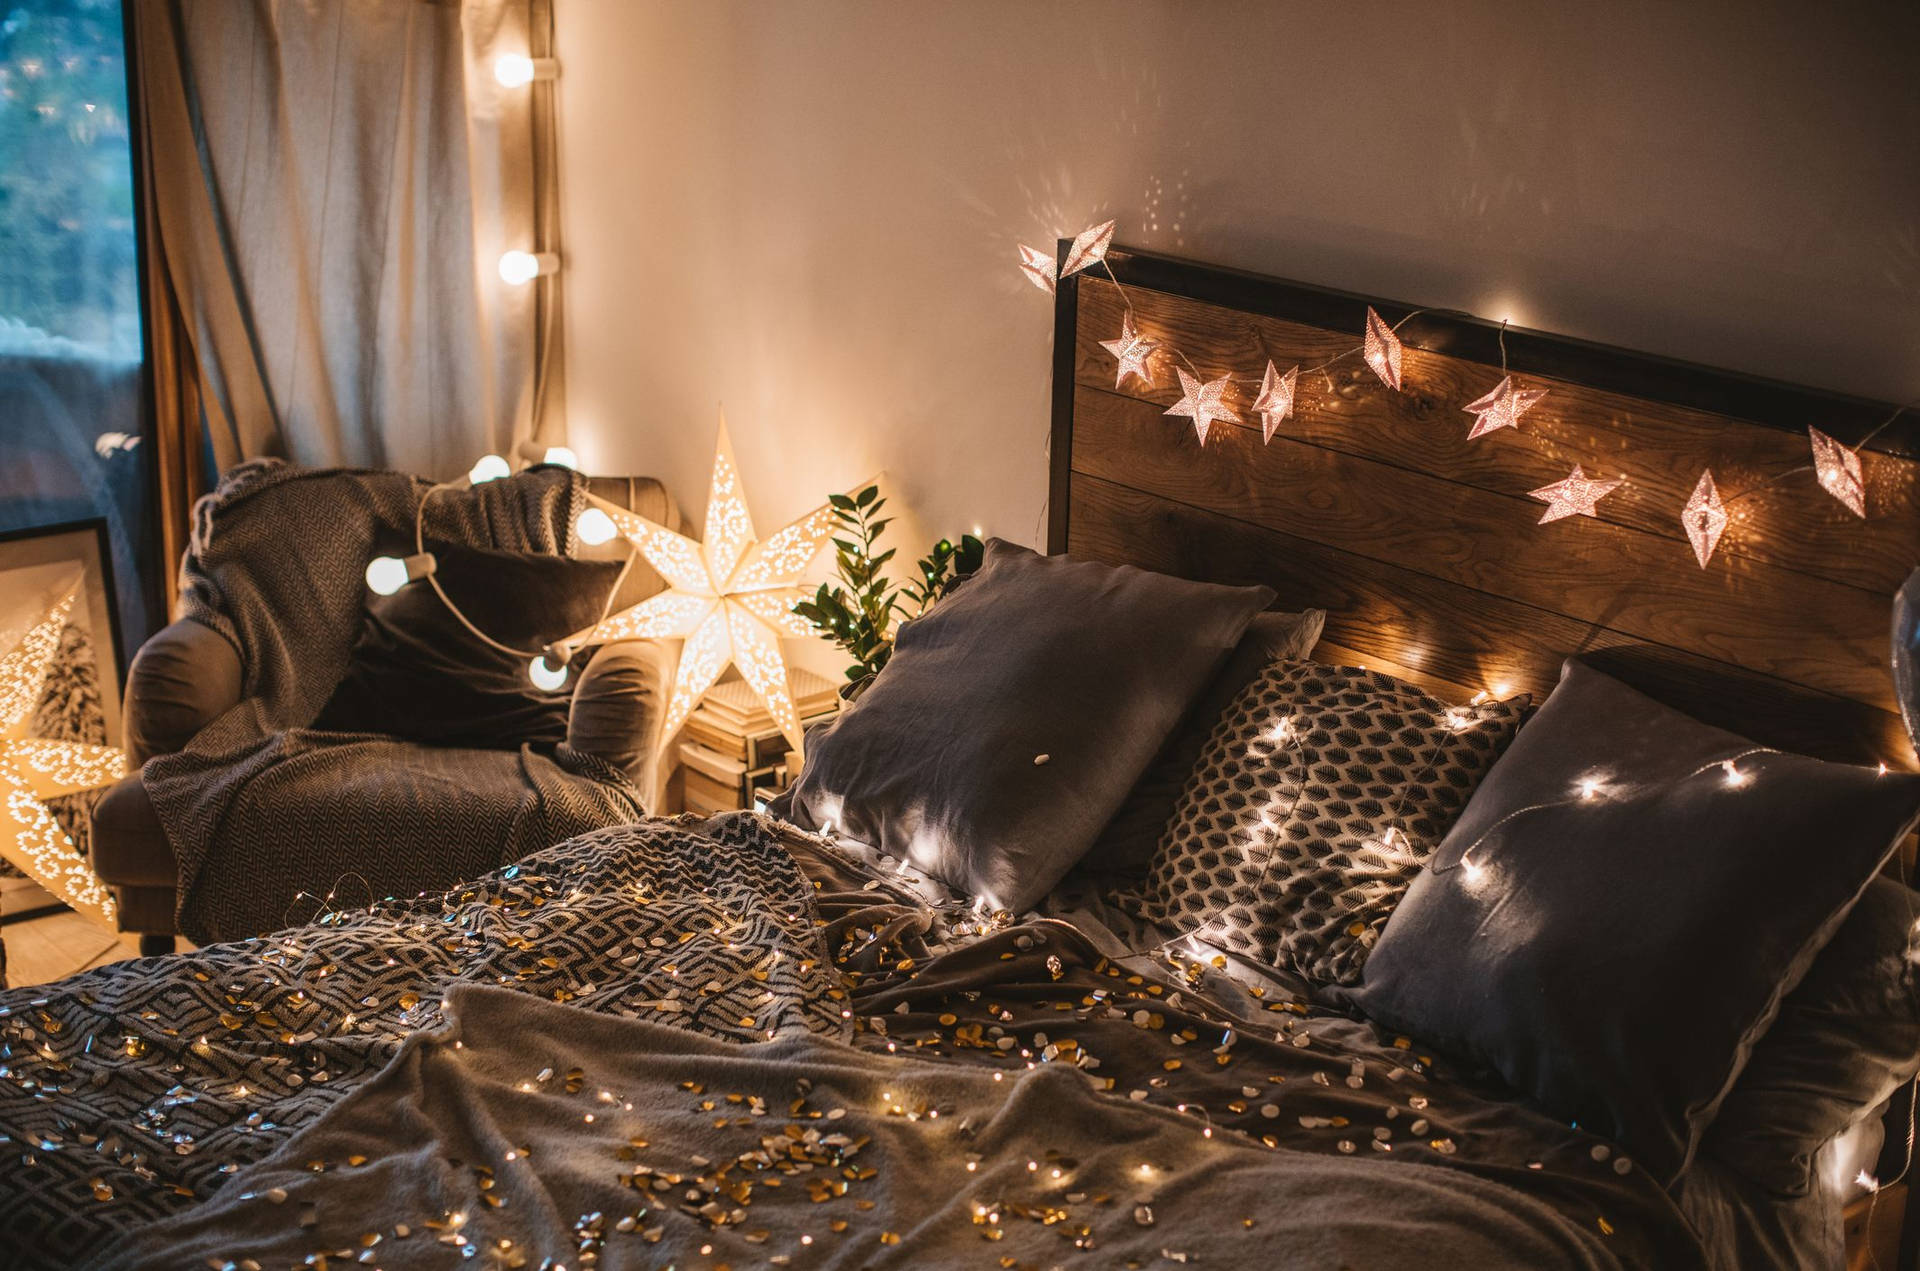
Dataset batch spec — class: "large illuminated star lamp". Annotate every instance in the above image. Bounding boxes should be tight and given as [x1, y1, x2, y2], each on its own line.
[0, 584, 125, 927]
[562, 420, 850, 760]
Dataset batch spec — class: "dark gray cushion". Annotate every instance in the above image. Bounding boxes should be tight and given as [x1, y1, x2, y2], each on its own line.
[1081, 608, 1326, 879]
[1355, 660, 1920, 1184]
[1703, 874, 1920, 1197]
[315, 539, 621, 750]
[778, 540, 1272, 912]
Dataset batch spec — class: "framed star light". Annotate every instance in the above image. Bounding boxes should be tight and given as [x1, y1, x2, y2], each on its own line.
[562, 420, 852, 759]
[0, 525, 129, 927]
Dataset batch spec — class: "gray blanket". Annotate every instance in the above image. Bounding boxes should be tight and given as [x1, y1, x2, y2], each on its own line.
[108, 983, 1626, 1270]
[142, 459, 644, 941]
[0, 813, 840, 1267]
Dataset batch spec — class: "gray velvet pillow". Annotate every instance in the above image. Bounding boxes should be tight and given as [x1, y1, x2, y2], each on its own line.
[777, 540, 1272, 912]
[1356, 660, 1920, 1184]
[1081, 608, 1326, 879]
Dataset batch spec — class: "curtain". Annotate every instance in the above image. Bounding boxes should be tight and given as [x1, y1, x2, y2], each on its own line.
[129, 0, 559, 482]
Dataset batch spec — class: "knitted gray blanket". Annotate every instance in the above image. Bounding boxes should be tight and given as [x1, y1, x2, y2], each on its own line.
[141, 460, 644, 942]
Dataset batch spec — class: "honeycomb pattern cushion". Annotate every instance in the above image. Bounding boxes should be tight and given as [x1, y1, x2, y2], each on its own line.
[1122, 660, 1525, 985]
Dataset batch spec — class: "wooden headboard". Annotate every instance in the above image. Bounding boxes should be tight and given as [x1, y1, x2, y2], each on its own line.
[1048, 245, 1920, 771]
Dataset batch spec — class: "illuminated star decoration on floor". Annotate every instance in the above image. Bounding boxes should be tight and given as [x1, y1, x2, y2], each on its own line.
[563, 421, 845, 758]
[0, 584, 124, 927]
[1808, 426, 1867, 518]
[1362, 306, 1404, 391]
[1165, 368, 1241, 445]
[1100, 314, 1159, 388]
[1528, 464, 1623, 524]
[1463, 376, 1549, 441]
[1682, 469, 1730, 568]
[1059, 219, 1116, 278]
[1017, 244, 1057, 295]
[1252, 361, 1299, 443]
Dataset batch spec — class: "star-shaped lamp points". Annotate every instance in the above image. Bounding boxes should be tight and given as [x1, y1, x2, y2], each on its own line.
[564, 420, 846, 758]
[1464, 376, 1549, 441]
[1165, 368, 1241, 446]
[1, 584, 124, 927]
[1252, 361, 1299, 443]
[1528, 464, 1623, 524]
[1100, 314, 1159, 389]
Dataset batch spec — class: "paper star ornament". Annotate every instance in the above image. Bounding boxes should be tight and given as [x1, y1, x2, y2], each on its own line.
[0, 584, 124, 927]
[1463, 376, 1549, 440]
[564, 419, 841, 758]
[1252, 361, 1299, 443]
[1682, 469, 1729, 568]
[1808, 426, 1866, 518]
[1099, 314, 1158, 388]
[1017, 245, 1057, 295]
[1362, 307, 1404, 391]
[1059, 219, 1116, 278]
[1165, 368, 1241, 445]
[1528, 465, 1623, 524]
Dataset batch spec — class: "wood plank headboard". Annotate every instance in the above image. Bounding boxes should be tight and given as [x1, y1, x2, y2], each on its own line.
[1048, 245, 1920, 770]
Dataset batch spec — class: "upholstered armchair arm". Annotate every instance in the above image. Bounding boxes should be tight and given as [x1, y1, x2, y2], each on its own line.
[568, 639, 675, 807]
[123, 617, 245, 767]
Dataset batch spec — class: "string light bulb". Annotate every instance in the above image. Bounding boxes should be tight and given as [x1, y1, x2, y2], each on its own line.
[468, 453, 511, 485]
[1463, 376, 1548, 441]
[1059, 219, 1116, 278]
[528, 653, 570, 691]
[1252, 361, 1299, 443]
[498, 250, 559, 286]
[543, 445, 580, 470]
[1099, 314, 1159, 388]
[576, 507, 618, 546]
[493, 54, 558, 88]
[1362, 307, 1404, 391]
[1528, 465, 1623, 524]
[1808, 426, 1867, 518]
[1682, 469, 1729, 568]
[1017, 245, 1058, 295]
[365, 552, 437, 596]
[1164, 368, 1240, 445]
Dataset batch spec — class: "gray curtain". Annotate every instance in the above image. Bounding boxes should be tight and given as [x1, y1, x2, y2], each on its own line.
[131, 0, 556, 479]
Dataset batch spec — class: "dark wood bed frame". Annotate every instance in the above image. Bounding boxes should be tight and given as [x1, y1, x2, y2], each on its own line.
[1045, 242, 1920, 1268]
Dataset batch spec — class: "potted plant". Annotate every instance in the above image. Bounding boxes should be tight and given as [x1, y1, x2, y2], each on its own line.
[790, 484, 982, 696]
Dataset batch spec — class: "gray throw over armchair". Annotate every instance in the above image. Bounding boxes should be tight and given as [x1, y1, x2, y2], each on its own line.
[91, 469, 681, 953]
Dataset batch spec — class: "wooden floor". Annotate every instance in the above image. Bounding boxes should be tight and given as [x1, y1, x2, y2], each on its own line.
[3, 877, 152, 988]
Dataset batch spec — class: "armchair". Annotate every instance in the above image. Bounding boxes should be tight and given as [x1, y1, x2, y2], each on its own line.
[90, 468, 681, 952]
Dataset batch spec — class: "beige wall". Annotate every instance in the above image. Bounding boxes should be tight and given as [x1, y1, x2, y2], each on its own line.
[556, 0, 1918, 656]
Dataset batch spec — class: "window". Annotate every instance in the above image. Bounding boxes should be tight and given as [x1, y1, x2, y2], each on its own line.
[0, 0, 153, 655]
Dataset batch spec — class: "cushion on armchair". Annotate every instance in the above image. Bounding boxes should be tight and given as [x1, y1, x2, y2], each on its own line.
[314, 539, 622, 750]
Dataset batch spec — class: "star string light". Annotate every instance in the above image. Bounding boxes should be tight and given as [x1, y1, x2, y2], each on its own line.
[0, 584, 123, 926]
[1017, 245, 1057, 295]
[1362, 307, 1404, 391]
[1165, 369, 1240, 446]
[1099, 313, 1159, 388]
[1528, 465, 1623, 524]
[1059, 219, 1116, 278]
[563, 419, 845, 758]
[1251, 361, 1299, 443]
[1808, 426, 1867, 518]
[1463, 376, 1549, 441]
[1682, 470, 1729, 568]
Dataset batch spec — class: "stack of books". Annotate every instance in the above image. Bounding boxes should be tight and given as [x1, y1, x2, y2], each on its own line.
[677, 669, 841, 815]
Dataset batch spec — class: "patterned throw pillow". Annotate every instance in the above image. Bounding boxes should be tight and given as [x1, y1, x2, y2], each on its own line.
[1121, 660, 1526, 985]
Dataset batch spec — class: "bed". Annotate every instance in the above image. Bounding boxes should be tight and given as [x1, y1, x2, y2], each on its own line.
[3, 244, 1917, 1269]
